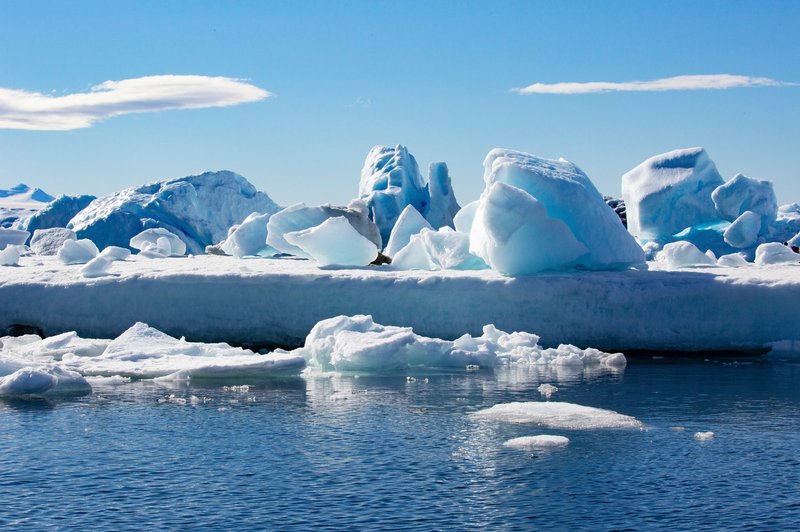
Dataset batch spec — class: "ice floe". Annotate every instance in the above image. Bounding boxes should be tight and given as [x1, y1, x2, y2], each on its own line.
[503, 435, 570, 450]
[470, 401, 643, 429]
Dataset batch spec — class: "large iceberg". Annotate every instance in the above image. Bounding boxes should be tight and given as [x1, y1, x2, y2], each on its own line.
[15, 194, 96, 236]
[622, 147, 724, 240]
[284, 216, 378, 267]
[477, 149, 645, 272]
[68, 171, 280, 254]
[266, 202, 381, 258]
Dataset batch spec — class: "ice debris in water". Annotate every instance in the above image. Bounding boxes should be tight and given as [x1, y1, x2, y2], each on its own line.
[470, 401, 643, 430]
[284, 216, 378, 267]
[294, 314, 626, 372]
[0, 365, 91, 398]
[503, 435, 570, 450]
[57, 238, 99, 265]
[537, 383, 558, 400]
[694, 431, 715, 441]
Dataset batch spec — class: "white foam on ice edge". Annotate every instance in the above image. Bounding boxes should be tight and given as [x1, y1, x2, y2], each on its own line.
[470, 401, 643, 429]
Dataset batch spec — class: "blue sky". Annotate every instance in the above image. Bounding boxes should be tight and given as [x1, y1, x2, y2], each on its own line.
[1, 0, 798, 206]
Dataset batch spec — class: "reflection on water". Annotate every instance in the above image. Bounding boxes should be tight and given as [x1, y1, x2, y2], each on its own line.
[1, 357, 799, 530]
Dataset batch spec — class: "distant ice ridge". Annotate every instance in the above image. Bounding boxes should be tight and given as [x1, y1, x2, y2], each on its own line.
[293, 314, 626, 372]
[15, 194, 96, 237]
[358, 145, 460, 245]
[0, 184, 55, 228]
[68, 170, 281, 254]
[470, 401, 643, 429]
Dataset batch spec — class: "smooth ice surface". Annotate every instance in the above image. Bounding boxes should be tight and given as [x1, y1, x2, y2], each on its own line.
[0, 365, 91, 397]
[16, 194, 95, 235]
[503, 435, 570, 450]
[383, 205, 432, 258]
[470, 401, 643, 429]
[754, 243, 800, 265]
[358, 145, 431, 245]
[81, 256, 113, 278]
[426, 162, 460, 229]
[219, 212, 274, 258]
[267, 202, 381, 258]
[657, 241, 717, 269]
[723, 211, 761, 249]
[717, 253, 750, 268]
[100, 246, 132, 261]
[284, 217, 378, 267]
[393, 227, 486, 271]
[453, 200, 479, 234]
[57, 238, 99, 265]
[483, 149, 645, 270]
[622, 147, 724, 240]
[130, 228, 186, 256]
[470, 182, 588, 275]
[0, 228, 29, 250]
[295, 315, 626, 372]
[712, 174, 778, 224]
[68, 171, 280, 254]
[30, 228, 77, 255]
[0, 245, 20, 266]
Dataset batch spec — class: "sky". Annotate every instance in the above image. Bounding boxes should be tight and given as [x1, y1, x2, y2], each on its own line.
[0, 0, 798, 207]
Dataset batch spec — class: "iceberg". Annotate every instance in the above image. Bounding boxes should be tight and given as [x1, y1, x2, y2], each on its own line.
[383, 205, 432, 258]
[68, 171, 280, 254]
[469, 182, 588, 275]
[470, 401, 643, 429]
[130, 228, 186, 256]
[426, 162, 460, 229]
[57, 239, 99, 265]
[16, 194, 96, 236]
[712, 173, 777, 225]
[723, 211, 761, 249]
[754, 243, 799, 266]
[266, 202, 381, 258]
[483, 148, 645, 270]
[29, 228, 77, 256]
[622, 147, 724, 240]
[284, 217, 378, 267]
[657, 241, 717, 269]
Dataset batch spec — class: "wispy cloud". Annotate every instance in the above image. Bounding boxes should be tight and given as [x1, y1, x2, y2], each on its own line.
[514, 74, 796, 95]
[0, 75, 271, 130]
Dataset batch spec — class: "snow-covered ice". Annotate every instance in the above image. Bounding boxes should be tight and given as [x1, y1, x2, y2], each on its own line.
[99, 246, 132, 262]
[284, 216, 378, 267]
[717, 253, 750, 268]
[30, 228, 77, 255]
[80, 256, 113, 278]
[383, 205, 432, 258]
[503, 435, 570, 450]
[16, 194, 95, 235]
[0, 228, 29, 250]
[57, 238, 99, 265]
[0, 365, 91, 398]
[470, 401, 643, 429]
[712, 173, 777, 225]
[657, 241, 717, 268]
[622, 147, 724, 240]
[754, 242, 799, 265]
[538, 383, 558, 399]
[0, 184, 54, 228]
[0, 245, 20, 266]
[453, 199, 479, 234]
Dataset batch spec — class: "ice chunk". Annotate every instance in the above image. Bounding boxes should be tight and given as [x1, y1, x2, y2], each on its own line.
[30, 228, 77, 255]
[717, 253, 750, 268]
[657, 241, 717, 268]
[218, 212, 274, 258]
[503, 435, 570, 450]
[694, 431, 715, 441]
[67, 171, 280, 254]
[0, 245, 20, 266]
[358, 145, 431, 245]
[393, 227, 486, 271]
[284, 216, 378, 267]
[470, 401, 643, 429]
[484, 149, 645, 269]
[705, 249, 717, 262]
[0, 365, 91, 397]
[622, 147, 724, 240]
[453, 200, 479, 234]
[538, 383, 558, 399]
[267, 202, 381, 258]
[0, 228, 29, 250]
[754, 243, 800, 265]
[469, 182, 588, 275]
[389, 233, 433, 270]
[16, 194, 95, 235]
[383, 205, 432, 258]
[81, 256, 113, 278]
[723, 210, 761, 249]
[57, 238, 99, 265]
[712, 173, 778, 224]
[99, 246, 132, 261]
[130, 228, 186, 256]
[425, 162, 460, 229]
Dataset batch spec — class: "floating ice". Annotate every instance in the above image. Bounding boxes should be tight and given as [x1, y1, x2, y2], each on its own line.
[57, 238, 99, 265]
[470, 401, 643, 429]
[754, 243, 800, 265]
[657, 241, 717, 268]
[483, 149, 645, 270]
[712, 173, 777, 225]
[723, 211, 761, 249]
[285, 216, 378, 267]
[538, 383, 558, 399]
[717, 252, 750, 268]
[296, 315, 626, 372]
[383, 205, 432, 258]
[99, 246, 131, 262]
[81, 256, 113, 278]
[130, 228, 186, 256]
[622, 147, 724, 240]
[0, 228, 29, 250]
[30, 228, 77, 255]
[267, 202, 381, 258]
[0, 245, 20, 266]
[694, 431, 715, 441]
[393, 227, 486, 271]
[0, 365, 91, 397]
[469, 182, 588, 275]
[67, 171, 279, 254]
[503, 435, 570, 450]
[218, 212, 274, 258]
[426, 162, 460, 229]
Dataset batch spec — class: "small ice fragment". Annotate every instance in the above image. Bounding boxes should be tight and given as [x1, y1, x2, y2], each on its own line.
[537, 383, 558, 399]
[80, 256, 113, 278]
[0, 245, 20, 266]
[670, 426, 686, 432]
[57, 239, 99, 265]
[100, 246, 132, 262]
[130, 228, 186, 256]
[503, 435, 570, 450]
[694, 431, 715, 441]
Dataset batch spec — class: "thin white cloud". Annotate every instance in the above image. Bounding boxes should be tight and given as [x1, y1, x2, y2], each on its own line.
[514, 74, 796, 95]
[0, 75, 272, 130]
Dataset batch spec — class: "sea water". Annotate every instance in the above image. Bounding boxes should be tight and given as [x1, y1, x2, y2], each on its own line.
[1, 356, 799, 530]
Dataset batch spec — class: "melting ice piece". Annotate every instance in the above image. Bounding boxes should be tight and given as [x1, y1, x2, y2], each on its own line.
[30, 228, 77, 256]
[0, 245, 20, 266]
[57, 238, 99, 265]
[284, 216, 378, 267]
[130, 228, 186, 256]
[656, 241, 717, 268]
[723, 210, 761, 249]
[0, 365, 91, 397]
[470, 401, 643, 429]
[754, 242, 800, 265]
[694, 431, 715, 441]
[81, 256, 113, 278]
[503, 435, 570, 450]
[717, 253, 750, 268]
[383, 204, 432, 258]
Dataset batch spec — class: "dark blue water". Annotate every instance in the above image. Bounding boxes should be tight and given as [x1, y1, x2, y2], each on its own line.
[1, 357, 799, 531]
